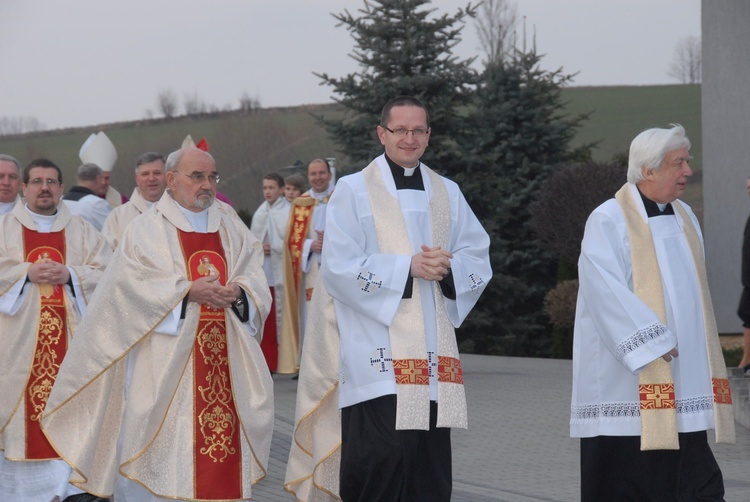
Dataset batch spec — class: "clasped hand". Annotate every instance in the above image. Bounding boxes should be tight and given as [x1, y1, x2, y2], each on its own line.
[188, 274, 240, 310]
[311, 230, 324, 253]
[661, 347, 679, 362]
[27, 261, 70, 285]
[410, 245, 453, 281]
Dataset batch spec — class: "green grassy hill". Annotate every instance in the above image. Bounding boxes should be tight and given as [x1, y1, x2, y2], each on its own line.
[0, 105, 352, 212]
[562, 84, 702, 216]
[0, 84, 702, 214]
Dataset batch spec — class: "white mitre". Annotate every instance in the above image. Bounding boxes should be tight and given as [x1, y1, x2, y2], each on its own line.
[80, 131, 118, 172]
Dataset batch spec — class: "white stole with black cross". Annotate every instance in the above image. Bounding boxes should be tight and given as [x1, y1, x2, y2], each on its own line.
[363, 160, 467, 430]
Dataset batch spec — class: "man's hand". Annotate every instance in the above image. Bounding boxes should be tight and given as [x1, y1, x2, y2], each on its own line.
[27, 261, 70, 285]
[661, 347, 679, 362]
[188, 274, 241, 310]
[410, 245, 453, 281]
[311, 230, 324, 253]
[263, 242, 271, 255]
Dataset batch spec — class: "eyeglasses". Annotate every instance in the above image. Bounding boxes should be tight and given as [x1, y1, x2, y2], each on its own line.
[382, 126, 430, 138]
[178, 172, 221, 185]
[27, 178, 60, 187]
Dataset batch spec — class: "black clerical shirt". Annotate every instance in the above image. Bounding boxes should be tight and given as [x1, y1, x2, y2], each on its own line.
[637, 186, 675, 217]
[384, 153, 456, 300]
[386, 154, 425, 190]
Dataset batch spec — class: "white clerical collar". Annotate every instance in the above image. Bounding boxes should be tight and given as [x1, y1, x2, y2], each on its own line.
[24, 204, 57, 233]
[403, 166, 418, 177]
[177, 203, 209, 233]
[145, 200, 157, 209]
[309, 186, 333, 201]
[0, 201, 15, 214]
[656, 202, 669, 212]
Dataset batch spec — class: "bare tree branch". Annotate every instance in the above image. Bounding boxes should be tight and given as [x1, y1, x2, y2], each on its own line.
[668, 36, 701, 84]
[183, 92, 208, 116]
[474, 0, 518, 66]
[0, 116, 44, 136]
[157, 88, 179, 119]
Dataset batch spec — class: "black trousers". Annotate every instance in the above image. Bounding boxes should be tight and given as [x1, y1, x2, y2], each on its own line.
[581, 431, 725, 501]
[340, 395, 452, 502]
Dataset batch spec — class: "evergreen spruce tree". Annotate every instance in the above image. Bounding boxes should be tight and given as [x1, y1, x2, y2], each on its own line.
[315, 0, 477, 169]
[449, 52, 590, 356]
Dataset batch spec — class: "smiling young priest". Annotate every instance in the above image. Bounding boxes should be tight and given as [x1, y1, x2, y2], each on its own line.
[285, 96, 492, 502]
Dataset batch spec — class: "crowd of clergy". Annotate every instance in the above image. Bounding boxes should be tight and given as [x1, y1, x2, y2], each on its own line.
[0, 126, 346, 500]
[0, 98, 737, 502]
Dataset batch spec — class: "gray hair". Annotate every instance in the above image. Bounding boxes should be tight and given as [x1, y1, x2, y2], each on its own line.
[77, 163, 103, 182]
[165, 148, 215, 172]
[627, 124, 691, 184]
[0, 154, 22, 175]
[135, 152, 165, 172]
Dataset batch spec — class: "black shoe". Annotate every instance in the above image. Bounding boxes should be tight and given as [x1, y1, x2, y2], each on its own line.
[292, 374, 299, 380]
[63, 493, 110, 502]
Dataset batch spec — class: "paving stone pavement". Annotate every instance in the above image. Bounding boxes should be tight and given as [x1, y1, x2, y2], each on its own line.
[252, 355, 750, 501]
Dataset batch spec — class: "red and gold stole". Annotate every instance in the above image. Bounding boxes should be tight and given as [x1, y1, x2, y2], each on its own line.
[286, 197, 316, 296]
[178, 230, 241, 500]
[22, 227, 67, 459]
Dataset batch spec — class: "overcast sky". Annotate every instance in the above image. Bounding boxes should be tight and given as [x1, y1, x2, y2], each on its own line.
[0, 0, 700, 131]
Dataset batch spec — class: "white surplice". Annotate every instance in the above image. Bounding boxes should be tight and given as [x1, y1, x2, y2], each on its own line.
[323, 155, 491, 408]
[250, 196, 290, 288]
[571, 183, 716, 438]
[61, 193, 112, 232]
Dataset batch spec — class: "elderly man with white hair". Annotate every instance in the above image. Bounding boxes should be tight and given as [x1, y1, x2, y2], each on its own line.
[43, 148, 273, 501]
[570, 124, 735, 501]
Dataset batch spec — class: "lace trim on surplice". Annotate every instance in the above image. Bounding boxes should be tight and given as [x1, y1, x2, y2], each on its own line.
[571, 395, 714, 423]
[615, 322, 667, 362]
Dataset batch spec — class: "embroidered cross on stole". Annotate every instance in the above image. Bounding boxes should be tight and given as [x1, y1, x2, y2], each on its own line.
[22, 227, 67, 459]
[615, 184, 734, 450]
[178, 230, 242, 500]
[363, 161, 467, 430]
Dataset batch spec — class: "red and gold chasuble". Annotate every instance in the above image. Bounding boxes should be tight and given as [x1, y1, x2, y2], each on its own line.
[22, 228, 67, 459]
[178, 230, 242, 500]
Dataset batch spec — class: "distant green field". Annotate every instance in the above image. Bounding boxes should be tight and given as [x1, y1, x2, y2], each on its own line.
[561, 83, 702, 216]
[0, 84, 702, 214]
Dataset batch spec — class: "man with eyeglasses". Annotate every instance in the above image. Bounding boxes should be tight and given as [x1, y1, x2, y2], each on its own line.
[0, 158, 110, 502]
[278, 158, 334, 376]
[571, 125, 733, 500]
[0, 154, 23, 214]
[62, 163, 113, 231]
[101, 152, 167, 249]
[43, 147, 274, 501]
[285, 96, 491, 501]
